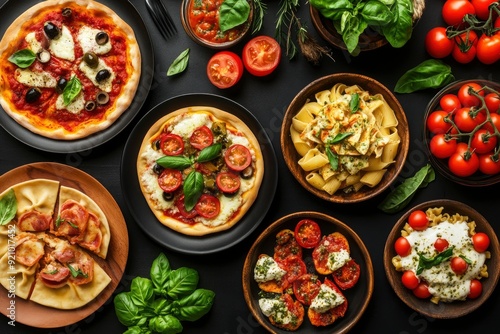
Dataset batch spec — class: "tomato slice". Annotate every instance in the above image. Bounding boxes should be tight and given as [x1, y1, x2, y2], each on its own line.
[312, 232, 350, 275]
[216, 172, 241, 194]
[242, 35, 281, 77]
[157, 168, 183, 193]
[206, 51, 243, 89]
[279, 255, 307, 286]
[307, 278, 347, 327]
[224, 144, 252, 171]
[294, 219, 322, 249]
[194, 194, 220, 219]
[175, 195, 198, 219]
[292, 274, 321, 305]
[160, 133, 184, 156]
[274, 229, 302, 261]
[190, 125, 213, 150]
[332, 258, 360, 290]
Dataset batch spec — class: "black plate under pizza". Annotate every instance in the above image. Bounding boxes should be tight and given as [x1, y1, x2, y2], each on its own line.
[121, 93, 278, 254]
[0, 0, 153, 153]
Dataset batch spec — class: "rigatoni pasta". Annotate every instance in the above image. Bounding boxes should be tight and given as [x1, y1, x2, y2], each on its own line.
[290, 83, 400, 195]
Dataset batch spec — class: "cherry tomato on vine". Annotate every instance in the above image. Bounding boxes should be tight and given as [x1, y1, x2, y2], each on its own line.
[440, 94, 462, 112]
[394, 236, 411, 257]
[427, 110, 452, 134]
[206, 51, 244, 89]
[458, 82, 485, 107]
[452, 43, 477, 63]
[468, 279, 483, 299]
[476, 33, 500, 64]
[471, 0, 497, 20]
[448, 149, 480, 177]
[430, 134, 458, 158]
[478, 153, 500, 174]
[450, 256, 468, 275]
[401, 270, 419, 290]
[425, 27, 454, 58]
[242, 35, 281, 77]
[408, 210, 429, 231]
[454, 107, 486, 131]
[413, 282, 431, 299]
[442, 0, 476, 27]
[472, 232, 491, 252]
[471, 129, 498, 153]
[485, 92, 500, 113]
[483, 112, 500, 132]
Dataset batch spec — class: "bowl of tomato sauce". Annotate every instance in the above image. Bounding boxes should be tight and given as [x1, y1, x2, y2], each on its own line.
[181, 0, 254, 49]
[423, 79, 500, 187]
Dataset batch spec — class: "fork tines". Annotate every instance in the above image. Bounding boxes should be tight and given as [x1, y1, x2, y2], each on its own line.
[145, 0, 177, 39]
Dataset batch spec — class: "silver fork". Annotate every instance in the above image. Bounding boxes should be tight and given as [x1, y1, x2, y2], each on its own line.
[145, 0, 177, 39]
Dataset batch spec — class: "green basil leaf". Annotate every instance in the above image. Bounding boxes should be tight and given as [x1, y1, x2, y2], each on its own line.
[378, 164, 435, 213]
[157, 156, 193, 170]
[123, 326, 144, 334]
[326, 147, 339, 171]
[0, 189, 17, 226]
[219, 0, 250, 32]
[149, 315, 183, 334]
[416, 247, 454, 275]
[350, 93, 360, 112]
[381, 0, 413, 48]
[328, 132, 353, 144]
[172, 289, 215, 321]
[167, 48, 190, 77]
[63, 75, 82, 106]
[150, 298, 172, 315]
[114, 292, 143, 327]
[130, 277, 154, 307]
[196, 143, 222, 163]
[8, 49, 36, 68]
[309, 0, 354, 21]
[150, 253, 171, 294]
[361, 1, 393, 27]
[339, 12, 367, 55]
[394, 59, 455, 93]
[67, 264, 88, 278]
[165, 267, 199, 299]
[183, 171, 203, 212]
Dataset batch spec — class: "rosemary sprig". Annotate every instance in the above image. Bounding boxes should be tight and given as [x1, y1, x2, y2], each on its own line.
[251, 0, 267, 34]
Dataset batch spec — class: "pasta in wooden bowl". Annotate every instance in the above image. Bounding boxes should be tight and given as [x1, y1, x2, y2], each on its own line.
[280, 73, 409, 203]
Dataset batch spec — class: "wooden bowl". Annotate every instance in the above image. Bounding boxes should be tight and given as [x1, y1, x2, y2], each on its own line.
[180, 0, 253, 49]
[242, 211, 374, 333]
[280, 73, 409, 203]
[384, 199, 500, 319]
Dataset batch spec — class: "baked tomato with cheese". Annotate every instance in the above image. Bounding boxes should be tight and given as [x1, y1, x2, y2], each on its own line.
[333, 258, 361, 290]
[267, 294, 305, 331]
[307, 278, 348, 327]
[312, 232, 350, 275]
[293, 274, 321, 305]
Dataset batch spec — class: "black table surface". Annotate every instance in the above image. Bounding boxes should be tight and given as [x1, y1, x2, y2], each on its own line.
[1, 0, 499, 333]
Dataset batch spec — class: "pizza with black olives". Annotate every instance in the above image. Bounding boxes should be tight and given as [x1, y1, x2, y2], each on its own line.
[0, 0, 141, 140]
[136, 106, 264, 236]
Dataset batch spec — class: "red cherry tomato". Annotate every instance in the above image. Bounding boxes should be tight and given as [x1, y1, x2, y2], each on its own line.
[242, 35, 281, 77]
[157, 168, 183, 193]
[434, 238, 450, 252]
[333, 258, 361, 290]
[439, 94, 462, 113]
[427, 110, 452, 134]
[160, 133, 184, 156]
[478, 153, 500, 174]
[395, 236, 412, 257]
[485, 92, 500, 113]
[294, 219, 322, 249]
[458, 82, 485, 107]
[413, 282, 431, 299]
[401, 270, 419, 290]
[472, 232, 491, 252]
[292, 274, 321, 305]
[408, 210, 429, 231]
[448, 149, 480, 177]
[452, 43, 477, 64]
[442, 0, 476, 27]
[477, 33, 500, 64]
[425, 27, 454, 58]
[194, 194, 220, 219]
[224, 144, 252, 171]
[468, 279, 483, 299]
[454, 30, 479, 47]
[216, 172, 241, 194]
[190, 125, 213, 150]
[454, 107, 486, 132]
[471, 129, 498, 153]
[175, 195, 198, 219]
[206, 51, 243, 89]
[430, 134, 458, 159]
[450, 256, 468, 275]
[471, 0, 498, 20]
[483, 112, 500, 132]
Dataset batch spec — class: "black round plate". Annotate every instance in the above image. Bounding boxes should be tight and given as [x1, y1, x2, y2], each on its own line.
[121, 93, 278, 254]
[0, 0, 154, 153]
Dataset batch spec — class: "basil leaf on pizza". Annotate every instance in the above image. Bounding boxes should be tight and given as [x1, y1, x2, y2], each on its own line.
[8, 49, 36, 68]
[63, 76, 82, 106]
[137, 107, 264, 236]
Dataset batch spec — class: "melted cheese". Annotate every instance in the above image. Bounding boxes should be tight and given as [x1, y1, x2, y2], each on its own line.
[309, 283, 345, 313]
[25, 32, 42, 53]
[258, 298, 295, 325]
[326, 248, 351, 272]
[15, 69, 57, 87]
[77, 26, 112, 54]
[196, 194, 241, 227]
[254, 255, 286, 282]
[56, 93, 85, 114]
[79, 58, 114, 92]
[16, 238, 44, 267]
[49, 25, 75, 61]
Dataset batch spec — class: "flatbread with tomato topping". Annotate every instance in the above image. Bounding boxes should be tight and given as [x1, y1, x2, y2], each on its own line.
[137, 106, 264, 236]
[0, 179, 111, 309]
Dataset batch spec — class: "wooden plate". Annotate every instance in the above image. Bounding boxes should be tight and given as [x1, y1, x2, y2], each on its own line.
[0, 162, 129, 328]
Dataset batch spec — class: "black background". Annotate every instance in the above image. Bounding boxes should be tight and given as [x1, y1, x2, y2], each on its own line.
[1, 0, 499, 333]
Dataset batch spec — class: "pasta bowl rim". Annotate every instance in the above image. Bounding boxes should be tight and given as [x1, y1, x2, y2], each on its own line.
[280, 72, 409, 204]
[423, 79, 500, 187]
[242, 210, 375, 333]
[383, 199, 500, 319]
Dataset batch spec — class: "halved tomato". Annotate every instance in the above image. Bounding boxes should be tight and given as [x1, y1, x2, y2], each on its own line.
[157, 168, 182, 193]
[194, 194, 220, 219]
[332, 258, 360, 290]
[279, 255, 307, 286]
[312, 232, 350, 275]
[175, 195, 198, 219]
[206, 51, 243, 89]
[242, 35, 281, 77]
[160, 133, 184, 156]
[293, 274, 321, 305]
[274, 229, 302, 261]
[307, 278, 347, 327]
[224, 144, 252, 171]
[216, 172, 240, 194]
[190, 125, 213, 150]
[294, 219, 321, 249]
